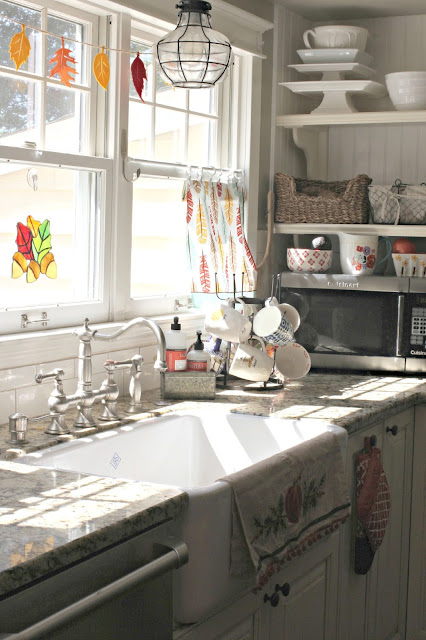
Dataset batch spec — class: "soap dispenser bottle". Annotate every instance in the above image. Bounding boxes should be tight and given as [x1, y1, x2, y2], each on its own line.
[165, 316, 187, 372]
[187, 331, 209, 372]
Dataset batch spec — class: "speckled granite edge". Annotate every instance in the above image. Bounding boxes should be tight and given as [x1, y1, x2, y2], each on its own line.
[0, 487, 188, 599]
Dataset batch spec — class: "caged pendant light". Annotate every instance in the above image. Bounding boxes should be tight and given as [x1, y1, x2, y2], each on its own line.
[156, 0, 232, 89]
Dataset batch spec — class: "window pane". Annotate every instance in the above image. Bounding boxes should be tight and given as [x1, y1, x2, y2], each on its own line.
[189, 87, 215, 114]
[0, 75, 40, 146]
[130, 42, 153, 103]
[131, 177, 190, 297]
[156, 65, 186, 109]
[0, 163, 101, 309]
[0, 1, 42, 74]
[188, 114, 216, 166]
[45, 86, 84, 153]
[154, 107, 185, 163]
[47, 15, 85, 85]
[128, 102, 152, 159]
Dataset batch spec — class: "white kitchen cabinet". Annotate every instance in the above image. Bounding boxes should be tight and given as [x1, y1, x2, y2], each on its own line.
[259, 533, 339, 640]
[407, 404, 426, 640]
[337, 408, 414, 640]
[174, 591, 260, 640]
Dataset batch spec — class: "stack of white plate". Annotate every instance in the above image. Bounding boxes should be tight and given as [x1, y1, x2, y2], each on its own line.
[282, 27, 387, 115]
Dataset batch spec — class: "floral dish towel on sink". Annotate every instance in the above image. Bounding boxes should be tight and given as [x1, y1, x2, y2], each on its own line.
[221, 431, 351, 593]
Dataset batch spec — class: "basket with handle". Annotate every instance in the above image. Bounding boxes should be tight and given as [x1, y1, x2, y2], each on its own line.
[274, 173, 372, 224]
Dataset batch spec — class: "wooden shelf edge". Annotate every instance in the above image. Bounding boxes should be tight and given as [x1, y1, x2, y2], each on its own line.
[273, 223, 426, 237]
[276, 110, 426, 128]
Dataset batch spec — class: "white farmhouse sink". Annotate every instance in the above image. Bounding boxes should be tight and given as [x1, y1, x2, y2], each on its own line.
[18, 409, 347, 623]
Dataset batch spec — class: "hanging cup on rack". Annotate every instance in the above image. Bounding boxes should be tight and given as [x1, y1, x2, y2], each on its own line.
[253, 305, 295, 346]
[204, 297, 252, 343]
[229, 337, 274, 382]
[265, 298, 301, 332]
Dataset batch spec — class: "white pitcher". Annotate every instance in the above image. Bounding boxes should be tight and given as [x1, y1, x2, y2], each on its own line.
[338, 233, 392, 276]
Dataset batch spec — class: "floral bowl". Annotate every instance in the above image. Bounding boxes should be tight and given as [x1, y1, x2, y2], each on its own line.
[392, 253, 426, 277]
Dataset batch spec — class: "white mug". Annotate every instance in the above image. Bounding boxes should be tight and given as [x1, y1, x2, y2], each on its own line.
[275, 343, 311, 380]
[303, 25, 369, 51]
[229, 337, 274, 382]
[253, 305, 295, 346]
[265, 298, 301, 332]
[338, 233, 392, 276]
[204, 297, 252, 343]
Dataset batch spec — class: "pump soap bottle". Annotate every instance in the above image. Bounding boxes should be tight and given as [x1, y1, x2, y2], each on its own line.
[165, 316, 187, 372]
[187, 331, 209, 372]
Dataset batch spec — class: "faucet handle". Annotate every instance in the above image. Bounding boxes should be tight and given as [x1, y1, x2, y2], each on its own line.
[35, 368, 64, 384]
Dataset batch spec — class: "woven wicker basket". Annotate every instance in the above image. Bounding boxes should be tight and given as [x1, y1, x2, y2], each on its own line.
[275, 173, 372, 224]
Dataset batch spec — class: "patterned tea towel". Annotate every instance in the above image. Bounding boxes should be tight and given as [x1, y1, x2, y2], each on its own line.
[354, 438, 391, 575]
[221, 431, 351, 593]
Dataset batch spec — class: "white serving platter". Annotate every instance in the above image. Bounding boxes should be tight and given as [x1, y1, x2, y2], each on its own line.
[280, 80, 387, 114]
[288, 62, 375, 81]
[297, 48, 373, 66]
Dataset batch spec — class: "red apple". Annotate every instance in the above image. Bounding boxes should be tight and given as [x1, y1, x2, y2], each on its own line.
[392, 238, 417, 254]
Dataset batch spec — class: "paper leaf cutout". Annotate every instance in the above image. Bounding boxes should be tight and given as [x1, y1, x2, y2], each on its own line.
[49, 38, 78, 87]
[9, 24, 31, 70]
[27, 215, 40, 237]
[16, 222, 34, 260]
[32, 219, 52, 264]
[93, 46, 110, 90]
[131, 52, 147, 102]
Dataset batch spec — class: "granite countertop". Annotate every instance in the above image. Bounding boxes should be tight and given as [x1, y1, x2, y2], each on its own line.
[0, 371, 425, 601]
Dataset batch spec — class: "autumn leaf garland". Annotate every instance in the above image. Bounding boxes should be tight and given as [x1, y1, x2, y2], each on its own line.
[7, 23, 148, 94]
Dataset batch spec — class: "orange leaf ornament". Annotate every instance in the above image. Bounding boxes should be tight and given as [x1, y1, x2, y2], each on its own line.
[9, 24, 31, 70]
[93, 46, 110, 90]
[49, 37, 78, 87]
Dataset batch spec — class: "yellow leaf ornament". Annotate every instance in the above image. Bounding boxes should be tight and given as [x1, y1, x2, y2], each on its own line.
[93, 46, 110, 90]
[9, 24, 31, 70]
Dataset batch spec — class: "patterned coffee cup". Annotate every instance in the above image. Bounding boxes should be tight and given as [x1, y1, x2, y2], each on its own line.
[253, 306, 295, 346]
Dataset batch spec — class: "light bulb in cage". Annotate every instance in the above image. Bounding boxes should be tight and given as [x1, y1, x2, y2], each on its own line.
[156, 0, 232, 89]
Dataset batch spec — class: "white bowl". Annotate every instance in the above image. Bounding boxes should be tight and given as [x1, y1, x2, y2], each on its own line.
[385, 72, 426, 110]
[287, 248, 333, 273]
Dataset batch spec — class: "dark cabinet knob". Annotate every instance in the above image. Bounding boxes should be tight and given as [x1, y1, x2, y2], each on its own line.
[386, 425, 398, 436]
[264, 592, 280, 607]
[275, 582, 290, 597]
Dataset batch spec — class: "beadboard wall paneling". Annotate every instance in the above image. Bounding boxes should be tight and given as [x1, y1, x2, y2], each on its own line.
[327, 123, 426, 183]
[274, 4, 313, 179]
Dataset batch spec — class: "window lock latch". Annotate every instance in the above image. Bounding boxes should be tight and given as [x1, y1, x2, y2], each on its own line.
[21, 312, 50, 329]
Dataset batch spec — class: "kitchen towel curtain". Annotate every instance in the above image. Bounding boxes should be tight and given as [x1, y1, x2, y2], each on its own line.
[185, 178, 257, 293]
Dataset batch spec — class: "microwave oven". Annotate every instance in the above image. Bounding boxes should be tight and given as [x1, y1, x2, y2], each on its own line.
[280, 273, 426, 373]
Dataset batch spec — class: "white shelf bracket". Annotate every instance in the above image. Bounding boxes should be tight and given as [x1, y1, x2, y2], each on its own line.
[292, 127, 329, 180]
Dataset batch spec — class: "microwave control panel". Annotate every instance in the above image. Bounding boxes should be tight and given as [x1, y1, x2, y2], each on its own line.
[410, 307, 426, 348]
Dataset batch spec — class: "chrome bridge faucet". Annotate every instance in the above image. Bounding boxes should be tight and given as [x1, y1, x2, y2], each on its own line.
[36, 317, 167, 433]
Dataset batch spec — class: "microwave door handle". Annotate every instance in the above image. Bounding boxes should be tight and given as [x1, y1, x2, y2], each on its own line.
[396, 294, 405, 357]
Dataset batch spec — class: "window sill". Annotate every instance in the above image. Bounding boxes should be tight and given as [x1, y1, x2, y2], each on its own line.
[0, 311, 206, 371]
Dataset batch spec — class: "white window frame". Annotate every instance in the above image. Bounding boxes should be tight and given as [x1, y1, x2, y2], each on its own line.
[111, 20, 256, 320]
[0, 0, 113, 335]
[0, 0, 267, 343]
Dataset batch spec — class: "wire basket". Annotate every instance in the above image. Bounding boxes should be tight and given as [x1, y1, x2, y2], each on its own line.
[274, 173, 372, 224]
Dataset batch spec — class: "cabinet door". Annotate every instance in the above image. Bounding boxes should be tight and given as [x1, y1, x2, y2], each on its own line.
[407, 405, 426, 640]
[367, 408, 414, 640]
[260, 533, 339, 640]
[176, 591, 260, 640]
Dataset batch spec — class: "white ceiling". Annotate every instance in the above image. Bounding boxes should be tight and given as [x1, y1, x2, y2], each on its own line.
[275, 0, 426, 21]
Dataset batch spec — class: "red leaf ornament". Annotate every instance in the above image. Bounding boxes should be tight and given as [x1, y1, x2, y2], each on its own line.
[16, 222, 34, 260]
[131, 52, 147, 102]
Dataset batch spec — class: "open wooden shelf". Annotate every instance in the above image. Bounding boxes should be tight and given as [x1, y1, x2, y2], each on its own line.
[276, 110, 426, 128]
[274, 223, 426, 237]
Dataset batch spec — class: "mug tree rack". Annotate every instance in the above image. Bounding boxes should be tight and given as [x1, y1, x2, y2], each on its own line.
[213, 273, 285, 391]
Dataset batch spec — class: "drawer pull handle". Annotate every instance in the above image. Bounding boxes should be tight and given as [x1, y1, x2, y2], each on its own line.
[386, 425, 398, 436]
[264, 592, 280, 607]
[275, 582, 290, 597]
